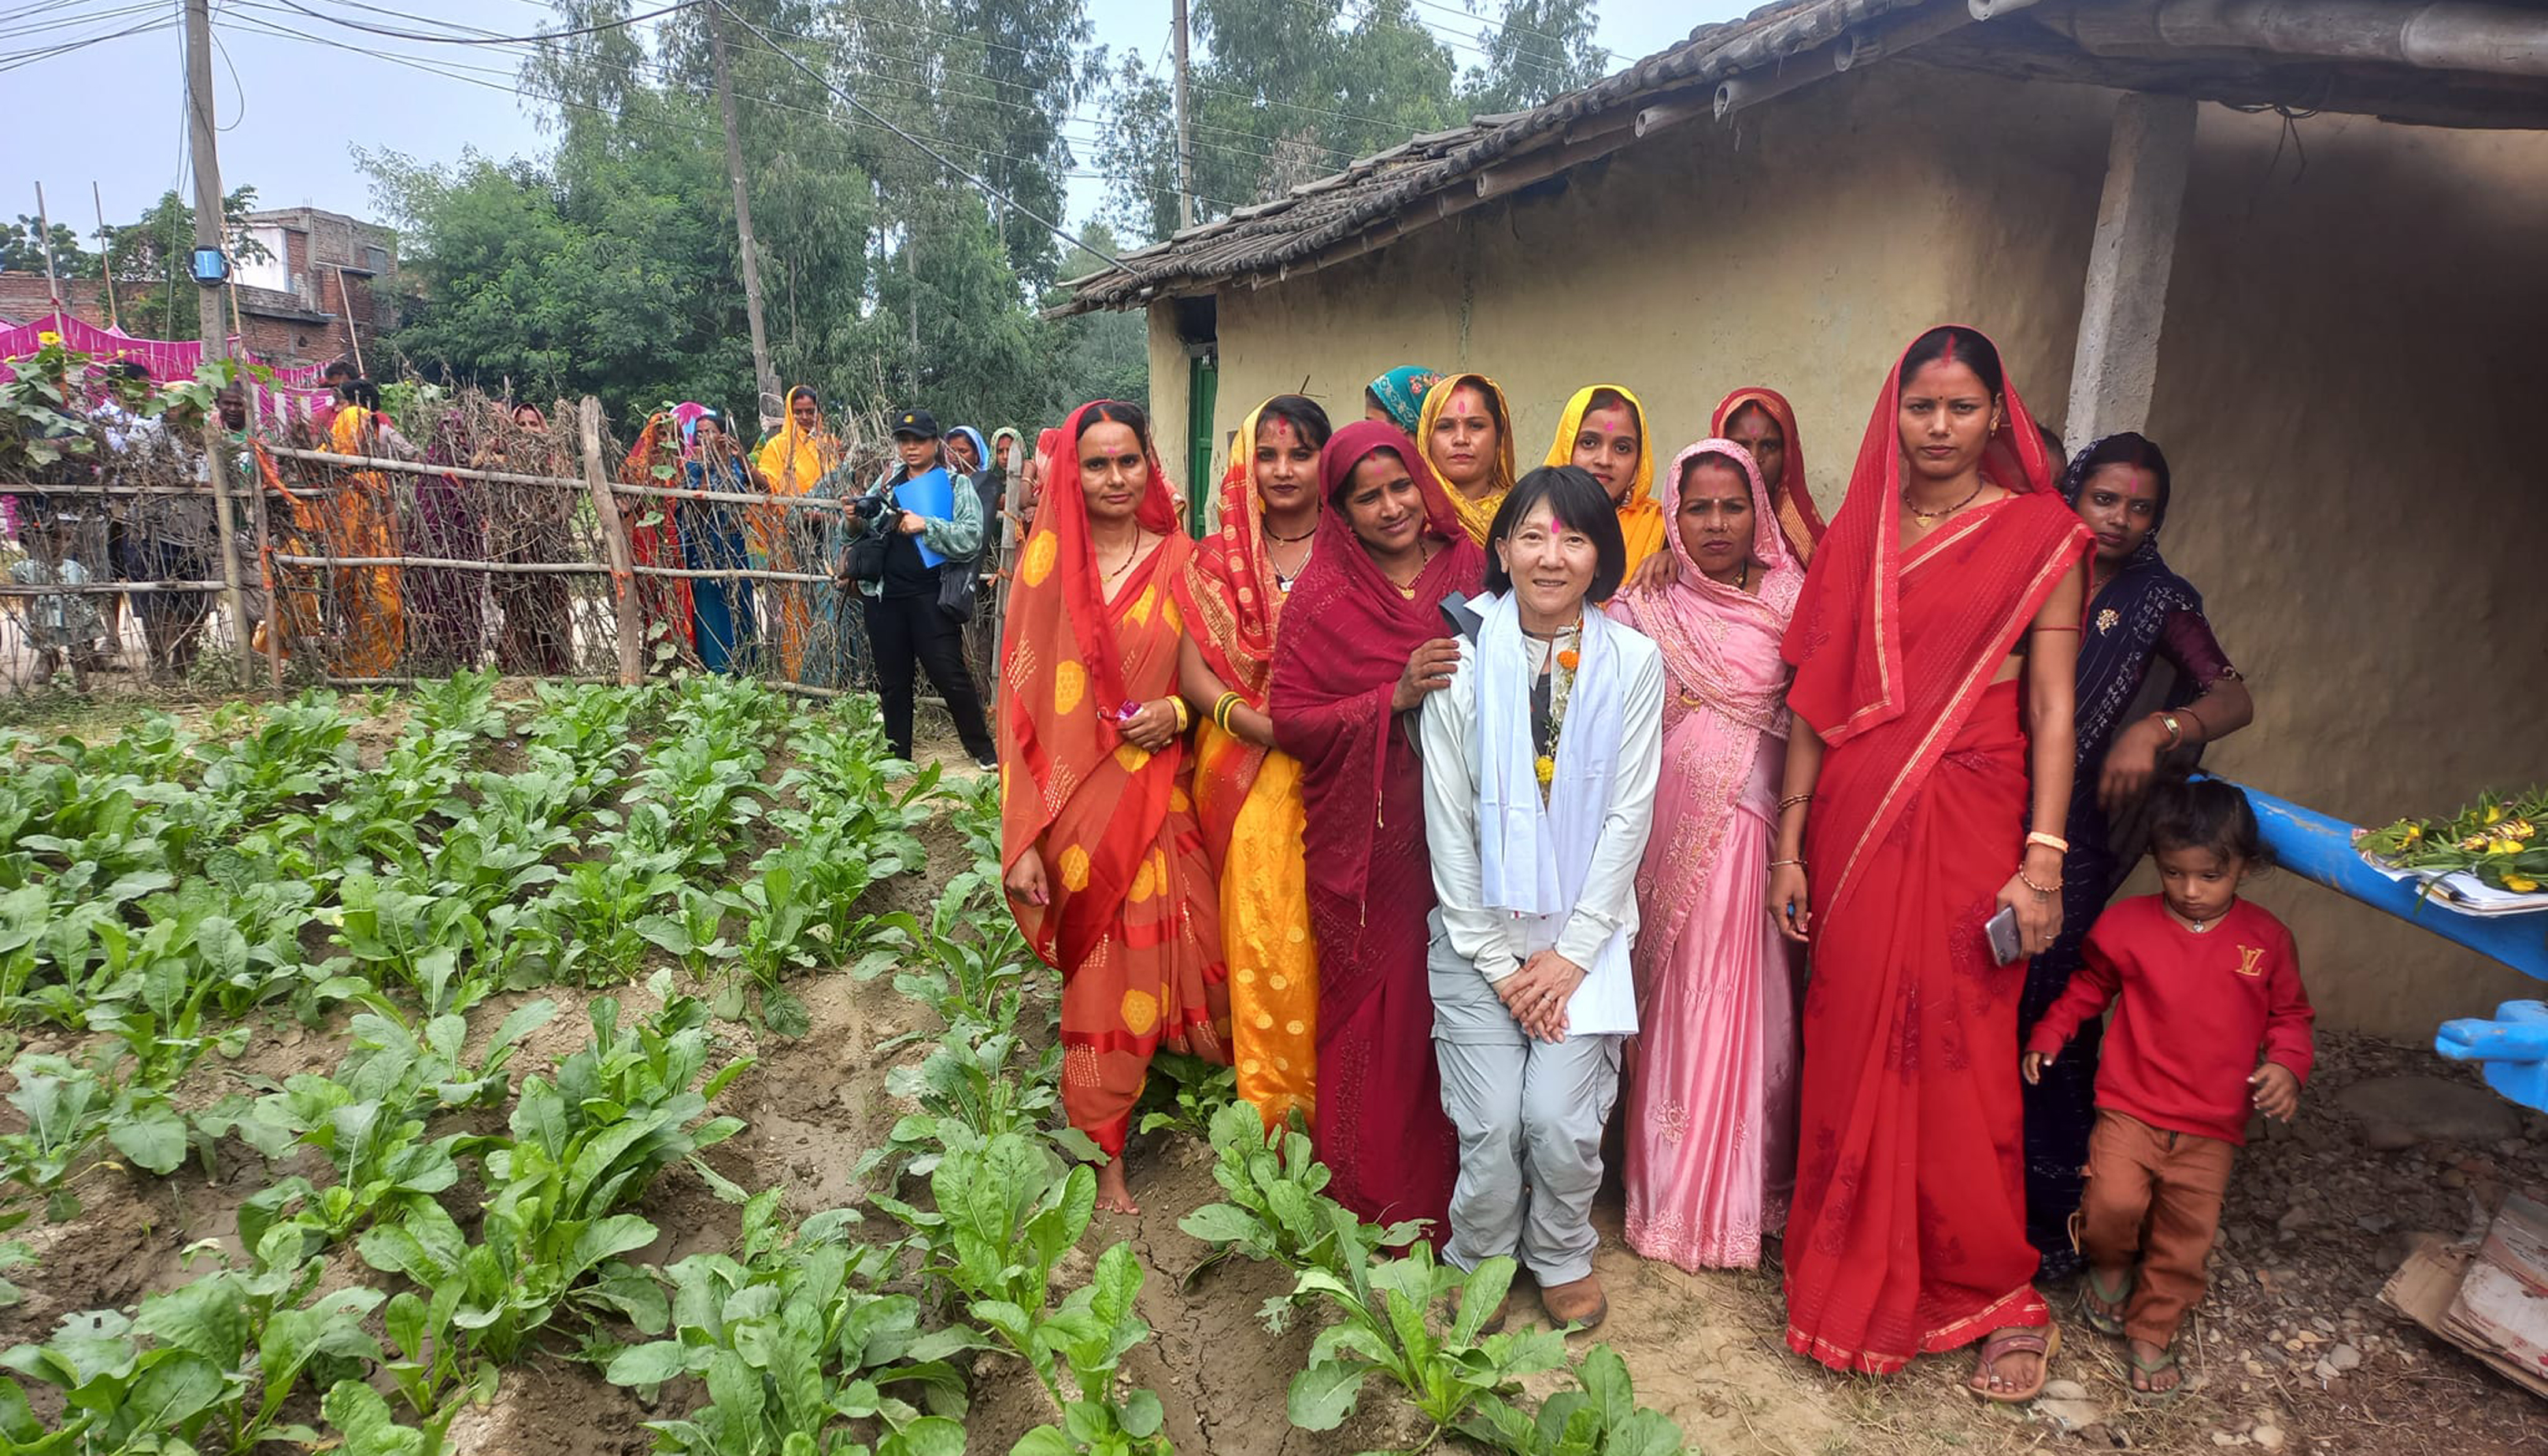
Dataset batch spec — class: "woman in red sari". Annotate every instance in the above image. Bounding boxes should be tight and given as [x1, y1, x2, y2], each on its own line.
[1000, 400, 1232, 1215]
[1769, 327, 2089, 1398]
[618, 413, 695, 669]
[1269, 422, 1483, 1233]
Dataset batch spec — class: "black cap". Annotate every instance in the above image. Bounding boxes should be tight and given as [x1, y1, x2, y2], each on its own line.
[890, 408, 941, 439]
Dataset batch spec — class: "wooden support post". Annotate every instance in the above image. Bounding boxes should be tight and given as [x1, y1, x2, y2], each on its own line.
[580, 396, 643, 686]
[203, 416, 253, 686]
[247, 445, 283, 689]
[2064, 91, 2197, 443]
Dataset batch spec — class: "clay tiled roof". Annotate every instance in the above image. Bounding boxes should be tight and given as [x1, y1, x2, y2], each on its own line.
[1057, 0, 2548, 315]
[1054, 0, 1932, 315]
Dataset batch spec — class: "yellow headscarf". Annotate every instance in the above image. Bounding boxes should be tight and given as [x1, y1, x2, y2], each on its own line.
[754, 385, 841, 497]
[1544, 383, 1662, 564]
[1415, 371, 1518, 547]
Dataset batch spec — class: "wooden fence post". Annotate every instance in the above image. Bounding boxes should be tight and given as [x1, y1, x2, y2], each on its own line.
[246, 445, 283, 689]
[579, 396, 643, 686]
[202, 416, 253, 686]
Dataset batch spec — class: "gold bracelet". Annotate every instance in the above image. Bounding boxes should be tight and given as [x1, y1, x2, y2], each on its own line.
[1169, 697, 1192, 733]
[2017, 867, 2058, 897]
[1779, 793, 1813, 811]
[2025, 831, 2069, 855]
[1768, 858, 1806, 870]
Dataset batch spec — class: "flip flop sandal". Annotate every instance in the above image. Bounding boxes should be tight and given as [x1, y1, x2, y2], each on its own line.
[2129, 1345, 2186, 1405]
[1967, 1324, 2062, 1405]
[2076, 1268, 2132, 1338]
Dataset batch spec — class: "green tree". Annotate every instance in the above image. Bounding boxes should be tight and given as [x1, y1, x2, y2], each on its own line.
[1042, 227, 1147, 409]
[1464, 0, 1609, 113]
[0, 217, 94, 278]
[1096, 0, 1611, 240]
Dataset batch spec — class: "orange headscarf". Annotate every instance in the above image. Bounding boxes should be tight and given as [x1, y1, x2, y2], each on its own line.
[997, 401, 1187, 890]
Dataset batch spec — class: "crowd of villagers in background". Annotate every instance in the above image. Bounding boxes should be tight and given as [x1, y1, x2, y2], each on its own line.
[994, 326, 2313, 1411]
[6, 361, 1024, 697]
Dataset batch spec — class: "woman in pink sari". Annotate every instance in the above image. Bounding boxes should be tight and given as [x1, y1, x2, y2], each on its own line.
[1611, 438, 1804, 1271]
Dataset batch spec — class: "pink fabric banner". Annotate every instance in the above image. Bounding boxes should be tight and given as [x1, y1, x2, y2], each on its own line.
[1, 309, 335, 425]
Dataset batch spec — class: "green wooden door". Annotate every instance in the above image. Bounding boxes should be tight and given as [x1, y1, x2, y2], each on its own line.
[1185, 353, 1218, 538]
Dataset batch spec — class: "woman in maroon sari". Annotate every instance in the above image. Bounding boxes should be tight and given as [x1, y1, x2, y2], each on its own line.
[1769, 327, 2089, 1397]
[1270, 421, 1483, 1233]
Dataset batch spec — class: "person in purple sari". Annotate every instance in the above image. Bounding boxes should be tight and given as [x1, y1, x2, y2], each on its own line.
[2018, 433, 2255, 1281]
[409, 412, 488, 673]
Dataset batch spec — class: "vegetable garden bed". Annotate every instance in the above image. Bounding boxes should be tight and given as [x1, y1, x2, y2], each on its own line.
[2, 675, 2541, 1456]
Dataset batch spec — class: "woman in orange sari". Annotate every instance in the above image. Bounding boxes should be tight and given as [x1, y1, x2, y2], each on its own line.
[1712, 387, 1826, 564]
[318, 384, 408, 676]
[1769, 327, 2088, 1397]
[1000, 400, 1232, 1214]
[1418, 372, 1518, 547]
[753, 386, 840, 680]
[1171, 394, 1331, 1129]
[1546, 384, 1663, 565]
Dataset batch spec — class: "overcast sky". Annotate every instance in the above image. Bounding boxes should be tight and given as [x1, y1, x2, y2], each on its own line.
[6, 0, 1741, 243]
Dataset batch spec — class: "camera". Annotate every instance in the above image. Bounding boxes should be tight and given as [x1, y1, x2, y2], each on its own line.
[851, 494, 902, 529]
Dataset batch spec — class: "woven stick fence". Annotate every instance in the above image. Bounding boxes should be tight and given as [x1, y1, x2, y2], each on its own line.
[2, 386, 1014, 712]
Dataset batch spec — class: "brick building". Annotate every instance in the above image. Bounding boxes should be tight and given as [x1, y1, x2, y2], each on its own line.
[0, 206, 397, 368]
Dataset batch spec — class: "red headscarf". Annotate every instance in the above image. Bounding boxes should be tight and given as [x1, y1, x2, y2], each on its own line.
[618, 412, 695, 653]
[1269, 421, 1485, 918]
[1171, 400, 1306, 863]
[1710, 386, 1826, 564]
[1781, 327, 2089, 908]
[997, 401, 1186, 875]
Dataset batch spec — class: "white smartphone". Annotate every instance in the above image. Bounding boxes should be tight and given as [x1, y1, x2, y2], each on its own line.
[1985, 905, 2025, 966]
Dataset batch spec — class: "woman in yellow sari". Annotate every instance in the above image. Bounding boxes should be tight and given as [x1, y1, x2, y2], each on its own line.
[1417, 372, 1518, 546]
[1547, 384, 1663, 565]
[1171, 394, 1332, 1129]
[753, 386, 841, 680]
[320, 385, 407, 677]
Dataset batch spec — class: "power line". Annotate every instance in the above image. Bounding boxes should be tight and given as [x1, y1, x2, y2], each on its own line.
[260, 0, 701, 46]
[213, 8, 1243, 220]
[0, 11, 173, 72]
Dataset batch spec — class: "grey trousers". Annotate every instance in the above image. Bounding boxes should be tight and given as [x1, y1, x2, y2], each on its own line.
[1427, 909, 1624, 1286]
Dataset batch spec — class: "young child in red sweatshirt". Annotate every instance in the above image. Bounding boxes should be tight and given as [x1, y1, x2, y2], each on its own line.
[2022, 777, 2313, 1403]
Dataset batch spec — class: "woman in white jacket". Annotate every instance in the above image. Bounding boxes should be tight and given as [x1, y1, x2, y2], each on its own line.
[1420, 464, 1664, 1332]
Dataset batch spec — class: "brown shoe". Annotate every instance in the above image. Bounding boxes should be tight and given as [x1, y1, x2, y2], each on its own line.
[1540, 1273, 1607, 1331]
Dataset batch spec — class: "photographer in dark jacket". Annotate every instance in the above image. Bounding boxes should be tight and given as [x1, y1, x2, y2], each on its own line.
[827, 408, 997, 768]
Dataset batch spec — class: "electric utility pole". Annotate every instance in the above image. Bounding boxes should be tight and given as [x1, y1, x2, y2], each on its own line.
[1173, 0, 1195, 231]
[183, 0, 228, 360]
[710, 6, 782, 431]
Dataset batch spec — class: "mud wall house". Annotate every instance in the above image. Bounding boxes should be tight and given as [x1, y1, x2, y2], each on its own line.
[1057, 0, 2548, 1041]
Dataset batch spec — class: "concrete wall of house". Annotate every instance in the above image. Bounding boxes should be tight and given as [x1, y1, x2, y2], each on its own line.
[1143, 60, 2548, 1040]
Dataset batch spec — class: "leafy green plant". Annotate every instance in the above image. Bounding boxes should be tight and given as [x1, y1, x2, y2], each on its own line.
[604, 1191, 966, 1456]
[1457, 1345, 1690, 1456]
[0, 1231, 386, 1455]
[1133, 1049, 1236, 1140]
[0, 1047, 188, 1221]
[1177, 1099, 1425, 1283]
[222, 999, 554, 1254]
[1278, 1240, 1567, 1450]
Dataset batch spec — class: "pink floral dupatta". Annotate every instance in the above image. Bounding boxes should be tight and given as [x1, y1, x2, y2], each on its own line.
[1610, 439, 1802, 965]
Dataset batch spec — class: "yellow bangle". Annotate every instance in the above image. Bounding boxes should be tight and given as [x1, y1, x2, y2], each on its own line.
[2025, 831, 2069, 855]
[1214, 692, 1243, 732]
[1169, 697, 1192, 732]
